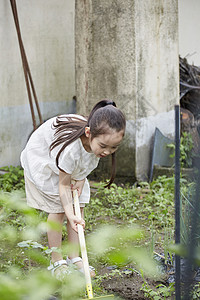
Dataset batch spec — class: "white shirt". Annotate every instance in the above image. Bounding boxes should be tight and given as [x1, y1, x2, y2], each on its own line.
[20, 115, 100, 195]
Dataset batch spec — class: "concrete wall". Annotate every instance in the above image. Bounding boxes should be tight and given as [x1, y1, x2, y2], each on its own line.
[135, 0, 179, 181]
[75, 0, 179, 182]
[179, 0, 200, 66]
[0, 0, 75, 167]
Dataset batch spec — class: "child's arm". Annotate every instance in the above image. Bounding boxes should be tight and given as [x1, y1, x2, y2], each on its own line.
[59, 170, 85, 232]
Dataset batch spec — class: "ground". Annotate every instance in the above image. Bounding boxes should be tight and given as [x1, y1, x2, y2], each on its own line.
[101, 270, 148, 299]
[96, 263, 172, 300]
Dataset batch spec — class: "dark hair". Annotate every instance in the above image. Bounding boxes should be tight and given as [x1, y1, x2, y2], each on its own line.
[50, 99, 126, 188]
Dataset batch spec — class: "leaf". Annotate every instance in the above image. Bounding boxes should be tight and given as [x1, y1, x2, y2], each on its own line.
[17, 240, 33, 248]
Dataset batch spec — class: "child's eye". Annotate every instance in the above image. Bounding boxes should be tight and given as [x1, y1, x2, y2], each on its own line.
[100, 145, 106, 148]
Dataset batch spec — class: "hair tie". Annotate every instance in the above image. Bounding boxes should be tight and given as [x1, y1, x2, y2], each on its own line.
[106, 101, 116, 107]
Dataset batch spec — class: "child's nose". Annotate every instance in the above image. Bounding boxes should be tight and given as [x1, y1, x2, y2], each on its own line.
[103, 149, 111, 155]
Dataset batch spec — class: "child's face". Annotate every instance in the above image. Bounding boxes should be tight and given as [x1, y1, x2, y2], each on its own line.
[85, 127, 124, 158]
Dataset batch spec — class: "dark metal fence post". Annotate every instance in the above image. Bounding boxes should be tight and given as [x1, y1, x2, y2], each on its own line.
[175, 105, 181, 299]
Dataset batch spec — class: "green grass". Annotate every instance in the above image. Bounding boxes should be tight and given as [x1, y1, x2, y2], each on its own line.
[85, 175, 175, 231]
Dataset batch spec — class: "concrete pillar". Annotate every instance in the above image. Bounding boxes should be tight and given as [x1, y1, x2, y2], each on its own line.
[75, 0, 179, 182]
[134, 0, 179, 181]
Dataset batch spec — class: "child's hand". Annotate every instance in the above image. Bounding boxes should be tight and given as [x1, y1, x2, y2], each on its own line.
[69, 215, 85, 232]
[71, 179, 85, 197]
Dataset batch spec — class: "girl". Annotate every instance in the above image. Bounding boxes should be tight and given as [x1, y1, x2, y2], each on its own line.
[20, 99, 126, 279]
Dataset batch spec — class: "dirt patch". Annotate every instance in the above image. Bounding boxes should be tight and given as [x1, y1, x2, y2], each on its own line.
[101, 272, 146, 299]
[98, 266, 167, 300]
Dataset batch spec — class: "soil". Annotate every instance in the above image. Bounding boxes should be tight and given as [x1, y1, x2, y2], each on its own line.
[98, 265, 170, 300]
[98, 262, 200, 299]
[101, 271, 148, 299]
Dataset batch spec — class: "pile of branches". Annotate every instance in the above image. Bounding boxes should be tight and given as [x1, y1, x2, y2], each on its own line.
[180, 56, 200, 119]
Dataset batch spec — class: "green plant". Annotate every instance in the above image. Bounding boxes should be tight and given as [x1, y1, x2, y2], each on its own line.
[0, 167, 194, 299]
[167, 131, 194, 168]
[85, 176, 177, 232]
[192, 282, 200, 299]
[141, 282, 175, 300]
[0, 191, 87, 300]
[0, 188, 160, 300]
[87, 224, 159, 279]
[140, 270, 175, 299]
[0, 166, 25, 192]
[180, 132, 194, 168]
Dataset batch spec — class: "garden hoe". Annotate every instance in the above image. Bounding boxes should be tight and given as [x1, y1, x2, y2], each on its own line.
[72, 187, 114, 299]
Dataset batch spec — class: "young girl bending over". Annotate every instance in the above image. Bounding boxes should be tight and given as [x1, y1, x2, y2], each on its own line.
[20, 99, 126, 279]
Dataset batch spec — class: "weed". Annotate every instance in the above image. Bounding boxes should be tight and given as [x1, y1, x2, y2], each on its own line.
[192, 282, 200, 299]
[0, 166, 25, 192]
[167, 131, 194, 168]
[140, 269, 175, 299]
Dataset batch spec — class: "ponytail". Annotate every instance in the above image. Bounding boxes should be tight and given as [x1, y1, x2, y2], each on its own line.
[49, 116, 87, 169]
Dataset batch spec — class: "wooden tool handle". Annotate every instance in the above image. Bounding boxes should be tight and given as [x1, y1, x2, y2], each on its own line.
[73, 188, 94, 299]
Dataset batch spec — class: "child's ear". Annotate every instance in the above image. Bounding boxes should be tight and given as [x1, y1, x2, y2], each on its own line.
[85, 127, 91, 138]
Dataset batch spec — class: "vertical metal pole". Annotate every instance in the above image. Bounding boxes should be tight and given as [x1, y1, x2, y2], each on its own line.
[175, 105, 181, 300]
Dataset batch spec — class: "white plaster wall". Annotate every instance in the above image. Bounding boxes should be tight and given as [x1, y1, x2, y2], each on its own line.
[179, 0, 200, 66]
[135, 0, 179, 117]
[0, 0, 75, 167]
[135, 0, 179, 181]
